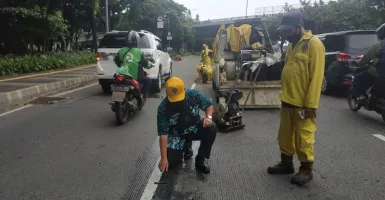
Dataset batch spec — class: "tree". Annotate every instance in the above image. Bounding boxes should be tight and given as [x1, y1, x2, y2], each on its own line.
[195, 14, 200, 22]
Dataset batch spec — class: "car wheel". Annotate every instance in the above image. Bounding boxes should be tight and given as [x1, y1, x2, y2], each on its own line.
[151, 68, 162, 93]
[101, 83, 111, 94]
[321, 75, 332, 95]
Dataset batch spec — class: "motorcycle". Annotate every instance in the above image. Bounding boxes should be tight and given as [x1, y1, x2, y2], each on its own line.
[347, 67, 385, 123]
[110, 73, 144, 125]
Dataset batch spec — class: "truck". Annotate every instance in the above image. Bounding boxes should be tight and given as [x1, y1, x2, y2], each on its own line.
[211, 23, 284, 109]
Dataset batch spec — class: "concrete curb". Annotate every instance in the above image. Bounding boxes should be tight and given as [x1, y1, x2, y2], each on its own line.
[0, 74, 97, 111]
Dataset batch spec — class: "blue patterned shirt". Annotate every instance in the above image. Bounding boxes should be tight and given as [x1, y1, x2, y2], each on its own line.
[157, 89, 213, 150]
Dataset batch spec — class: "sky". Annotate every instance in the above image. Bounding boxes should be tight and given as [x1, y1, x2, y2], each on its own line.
[174, 0, 304, 20]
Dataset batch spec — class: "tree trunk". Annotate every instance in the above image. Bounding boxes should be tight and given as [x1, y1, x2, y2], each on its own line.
[91, 15, 98, 53]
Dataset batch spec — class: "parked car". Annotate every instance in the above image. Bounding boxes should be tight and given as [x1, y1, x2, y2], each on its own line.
[316, 30, 378, 95]
[96, 30, 172, 93]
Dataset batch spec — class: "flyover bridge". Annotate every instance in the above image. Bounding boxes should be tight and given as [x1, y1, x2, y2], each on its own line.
[192, 4, 300, 43]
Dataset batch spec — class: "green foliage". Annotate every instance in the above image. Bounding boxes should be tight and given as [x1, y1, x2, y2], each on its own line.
[0, 7, 68, 54]
[265, 0, 385, 41]
[0, 51, 95, 76]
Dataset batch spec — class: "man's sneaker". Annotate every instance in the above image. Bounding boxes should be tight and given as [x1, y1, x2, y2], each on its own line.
[184, 148, 193, 161]
[183, 141, 193, 161]
[195, 155, 210, 174]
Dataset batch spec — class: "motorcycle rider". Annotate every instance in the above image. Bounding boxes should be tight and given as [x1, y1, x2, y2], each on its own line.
[353, 23, 385, 97]
[114, 31, 155, 105]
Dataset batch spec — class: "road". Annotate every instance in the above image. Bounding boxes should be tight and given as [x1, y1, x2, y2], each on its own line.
[1, 56, 385, 200]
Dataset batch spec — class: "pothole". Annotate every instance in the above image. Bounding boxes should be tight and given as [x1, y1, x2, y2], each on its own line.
[29, 97, 66, 105]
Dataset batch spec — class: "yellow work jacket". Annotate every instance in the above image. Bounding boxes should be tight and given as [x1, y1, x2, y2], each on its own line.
[280, 31, 325, 109]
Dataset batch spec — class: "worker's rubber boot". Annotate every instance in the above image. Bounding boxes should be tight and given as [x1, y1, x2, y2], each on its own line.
[290, 162, 314, 185]
[267, 153, 295, 174]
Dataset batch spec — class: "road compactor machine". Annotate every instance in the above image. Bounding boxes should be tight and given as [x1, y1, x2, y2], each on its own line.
[211, 22, 284, 132]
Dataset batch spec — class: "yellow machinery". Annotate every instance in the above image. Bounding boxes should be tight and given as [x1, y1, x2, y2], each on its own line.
[212, 23, 283, 110]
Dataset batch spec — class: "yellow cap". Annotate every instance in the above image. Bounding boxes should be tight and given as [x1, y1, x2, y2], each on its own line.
[165, 77, 186, 102]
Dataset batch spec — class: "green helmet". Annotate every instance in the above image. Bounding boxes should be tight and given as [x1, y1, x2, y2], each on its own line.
[376, 23, 385, 40]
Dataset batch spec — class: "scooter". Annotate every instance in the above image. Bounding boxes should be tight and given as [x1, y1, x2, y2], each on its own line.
[347, 67, 385, 123]
[110, 73, 144, 125]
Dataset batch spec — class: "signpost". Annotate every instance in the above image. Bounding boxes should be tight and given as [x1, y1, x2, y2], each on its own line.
[167, 32, 172, 47]
[157, 16, 164, 29]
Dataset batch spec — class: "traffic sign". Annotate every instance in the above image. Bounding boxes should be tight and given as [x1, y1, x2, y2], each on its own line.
[168, 32, 171, 36]
[167, 36, 172, 41]
[157, 16, 163, 22]
[157, 21, 164, 29]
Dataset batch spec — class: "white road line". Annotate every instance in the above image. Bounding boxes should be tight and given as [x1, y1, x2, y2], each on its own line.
[373, 134, 385, 142]
[140, 158, 161, 200]
[0, 104, 33, 118]
[50, 83, 98, 97]
[140, 82, 196, 200]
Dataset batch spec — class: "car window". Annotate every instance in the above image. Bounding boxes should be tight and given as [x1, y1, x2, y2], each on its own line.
[345, 34, 378, 55]
[99, 34, 128, 48]
[138, 35, 152, 49]
[323, 35, 344, 52]
[155, 40, 163, 51]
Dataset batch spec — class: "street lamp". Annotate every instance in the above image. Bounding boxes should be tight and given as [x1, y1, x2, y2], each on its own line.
[106, 0, 109, 32]
[246, 0, 249, 16]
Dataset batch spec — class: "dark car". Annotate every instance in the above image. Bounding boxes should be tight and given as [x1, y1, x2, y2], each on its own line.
[316, 30, 378, 94]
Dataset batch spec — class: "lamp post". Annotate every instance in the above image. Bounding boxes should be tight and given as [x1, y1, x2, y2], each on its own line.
[246, 0, 248, 16]
[105, 0, 109, 32]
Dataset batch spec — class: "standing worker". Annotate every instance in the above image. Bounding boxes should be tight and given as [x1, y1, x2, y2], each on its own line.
[197, 44, 213, 84]
[267, 12, 325, 185]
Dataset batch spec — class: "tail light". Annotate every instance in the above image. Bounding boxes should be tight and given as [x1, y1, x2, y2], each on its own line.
[337, 53, 352, 62]
[343, 80, 352, 85]
[129, 79, 141, 89]
[144, 52, 152, 58]
[116, 75, 124, 82]
[96, 52, 108, 61]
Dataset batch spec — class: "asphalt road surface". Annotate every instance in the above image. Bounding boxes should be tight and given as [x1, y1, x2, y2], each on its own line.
[1, 56, 385, 200]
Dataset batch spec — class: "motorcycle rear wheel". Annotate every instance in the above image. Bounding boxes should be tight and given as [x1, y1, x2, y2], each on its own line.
[115, 102, 129, 125]
[348, 89, 362, 111]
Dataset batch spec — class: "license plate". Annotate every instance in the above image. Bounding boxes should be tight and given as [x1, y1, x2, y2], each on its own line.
[111, 85, 130, 92]
[111, 91, 126, 102]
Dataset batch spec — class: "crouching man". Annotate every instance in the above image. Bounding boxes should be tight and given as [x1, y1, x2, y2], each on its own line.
[157, 77, 217, 174]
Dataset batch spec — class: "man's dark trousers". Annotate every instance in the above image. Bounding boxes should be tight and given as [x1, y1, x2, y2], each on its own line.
[167, 121, 217, 168]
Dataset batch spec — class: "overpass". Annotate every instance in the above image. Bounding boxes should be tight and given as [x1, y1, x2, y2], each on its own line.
[192, 4, 301, 44]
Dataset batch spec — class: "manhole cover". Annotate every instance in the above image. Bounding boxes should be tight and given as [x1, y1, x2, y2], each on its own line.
[30, 97, 66, 105]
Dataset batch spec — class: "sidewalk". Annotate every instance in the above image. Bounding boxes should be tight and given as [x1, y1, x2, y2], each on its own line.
[0, 65, 96, 111]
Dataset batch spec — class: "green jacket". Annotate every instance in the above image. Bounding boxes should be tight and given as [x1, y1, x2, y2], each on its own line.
[115, 47, 153, 80]
[358, 42, 382, 77]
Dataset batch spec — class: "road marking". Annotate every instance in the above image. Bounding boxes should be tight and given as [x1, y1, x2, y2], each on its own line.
[0, 65, 95, 83]
[373, 134, 385, 142]
[140, 158, 161, 200]
[50, 83, 98, 97]
[140, 82, 196, 200]
[0, 104, 33, 118]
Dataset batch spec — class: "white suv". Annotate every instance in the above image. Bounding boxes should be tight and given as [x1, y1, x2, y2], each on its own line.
[96, 30, 172, 93]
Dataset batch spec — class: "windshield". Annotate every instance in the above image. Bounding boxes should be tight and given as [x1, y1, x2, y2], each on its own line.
[99, 33, 152, 49]
[345, 34, 378, 55]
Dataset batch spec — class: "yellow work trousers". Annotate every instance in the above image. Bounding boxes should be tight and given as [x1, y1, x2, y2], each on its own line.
[278, 107, 316, 162]
[197, 64, 212, 82]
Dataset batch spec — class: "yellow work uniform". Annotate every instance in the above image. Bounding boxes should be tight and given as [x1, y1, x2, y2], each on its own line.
[278, 31, 325, 162]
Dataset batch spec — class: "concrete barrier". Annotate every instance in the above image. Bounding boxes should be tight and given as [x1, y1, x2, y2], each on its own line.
[0, 74, 97, 111]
